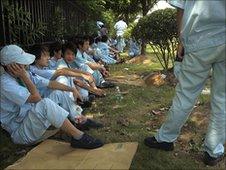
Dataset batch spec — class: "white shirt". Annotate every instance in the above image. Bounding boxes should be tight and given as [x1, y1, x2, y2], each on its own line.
[114, 20, 128, 36]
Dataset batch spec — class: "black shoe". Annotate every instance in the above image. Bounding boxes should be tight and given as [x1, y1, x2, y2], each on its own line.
[99, 81, 115, 88]
[78, 100, 92, 108]
[71, 133, 104, 149]
[144, 136, 174, 151]
[203, 151, 224, 166]
[88, 94, 96, 102]
[76, 119, 103, 131]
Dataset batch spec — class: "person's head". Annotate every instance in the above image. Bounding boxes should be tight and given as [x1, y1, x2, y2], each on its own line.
[77, 35, 90, 52]
[95, 36, 101, 44]
[89, 36, 95, 46]
[29, 44, 49, 68]
[101, 35, 109, 43]
[0, 45, 35, 72]
[62, 42, 77, 64]
[118, 15, 124, 21]
[51, 42, 62, 60]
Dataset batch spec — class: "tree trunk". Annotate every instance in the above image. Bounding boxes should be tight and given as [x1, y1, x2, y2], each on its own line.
[141, 40, 146, 55]
[140, 0, 149, 55]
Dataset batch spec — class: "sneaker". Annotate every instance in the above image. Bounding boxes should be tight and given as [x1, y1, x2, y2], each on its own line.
[203, 151, 224, 166]
[78, 100, 92, 108]
[144, 136, 174, 151]
[89, 94, 96, 102]
[99, 81, 115, 88]
[76, 119, 103, 131]
[71, 133, 104, 149]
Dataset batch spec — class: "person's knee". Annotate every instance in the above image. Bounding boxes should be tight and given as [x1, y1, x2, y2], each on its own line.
[39, 98, 54, 106]
[50, 90, 65, 98]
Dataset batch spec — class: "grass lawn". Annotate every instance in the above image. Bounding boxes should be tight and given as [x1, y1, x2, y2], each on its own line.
[0, 50, 225, 170]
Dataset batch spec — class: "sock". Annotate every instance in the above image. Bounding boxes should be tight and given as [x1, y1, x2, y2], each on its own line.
[73, 132, 84, 140]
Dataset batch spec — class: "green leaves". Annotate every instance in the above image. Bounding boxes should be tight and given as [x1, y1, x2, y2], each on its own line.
[48, 6, 65, 41]
[3, 1, 46, 45]
[132, 8, 179, 70]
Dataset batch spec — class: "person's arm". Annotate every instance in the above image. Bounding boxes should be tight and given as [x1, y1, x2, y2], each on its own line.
[51, 68, 82, 80]
[110, 47, 119, 54]
[177, 8, 184, 39]
[168, 0, 185, 58]
[7, 64, 41, 103]
[176, 8, 185, 58]
[73, 79, 106, 97]
[86, 62, 104, 71]
[48, 80, 83, 101]
[51, 67, 94, 83]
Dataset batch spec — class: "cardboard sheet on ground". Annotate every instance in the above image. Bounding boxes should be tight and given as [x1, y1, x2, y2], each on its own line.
[7, 139, 138, 170]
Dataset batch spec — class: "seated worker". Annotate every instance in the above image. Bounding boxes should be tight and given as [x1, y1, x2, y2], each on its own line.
[48, 41, 62, 69]
[108, 36, 117, 49]
[99, 24, 108, 37]
[28, 67, 103, 131]
[75, 35, 115, 88]
[83, 35, 102, 63]
[56, 42, 106, 98]
[0, 45, 103, 148]
[28, 44, 100, 104]
[128, 38, 141, 58]
[97, 35, 122, 64]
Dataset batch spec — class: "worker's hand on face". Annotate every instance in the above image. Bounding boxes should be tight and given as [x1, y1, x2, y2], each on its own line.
[72, 87, 83, 103]
[7, 63, 27, 78]
[177, 43, 184, 59]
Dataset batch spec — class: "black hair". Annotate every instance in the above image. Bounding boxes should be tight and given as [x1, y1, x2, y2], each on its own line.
[62, 42, 77, 57]
[101, 35, 108, 43]
[95, 36, 101, 44]
[119, 15, 124, 20]
[52, 41, 62, 53]
[76, 35, 90, 47]
[49, 41, 62, 56]
[89, 36, 95, 45]
[28, 44, 49, 64]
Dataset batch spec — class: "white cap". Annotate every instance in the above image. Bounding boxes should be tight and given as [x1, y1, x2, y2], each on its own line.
[97, 21, 104, 29]
[0, 45, 35, 65]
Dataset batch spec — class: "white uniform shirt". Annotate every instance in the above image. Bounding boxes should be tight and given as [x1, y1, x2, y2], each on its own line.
[114, 20, 128, 36]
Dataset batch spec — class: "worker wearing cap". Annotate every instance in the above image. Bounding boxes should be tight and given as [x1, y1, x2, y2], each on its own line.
[0, 45, 103, 149]
[144, 0, 226, 166]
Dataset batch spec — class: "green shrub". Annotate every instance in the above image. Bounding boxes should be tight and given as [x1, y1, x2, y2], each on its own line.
[132, 8, 178, 70]
[124, 22, 137, 39]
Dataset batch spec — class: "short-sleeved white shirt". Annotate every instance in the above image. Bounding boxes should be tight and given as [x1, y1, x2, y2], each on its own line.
[114, 20, 128, 36]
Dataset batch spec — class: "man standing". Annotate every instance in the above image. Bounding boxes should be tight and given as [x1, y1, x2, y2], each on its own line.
[114, 16, 128, 52]
[144, 0, 226, 166]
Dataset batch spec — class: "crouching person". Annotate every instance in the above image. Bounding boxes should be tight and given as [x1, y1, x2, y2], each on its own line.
[0, 45, 103, 149]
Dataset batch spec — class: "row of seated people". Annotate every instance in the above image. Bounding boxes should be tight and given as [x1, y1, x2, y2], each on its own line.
[0, 35, 122, 149]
